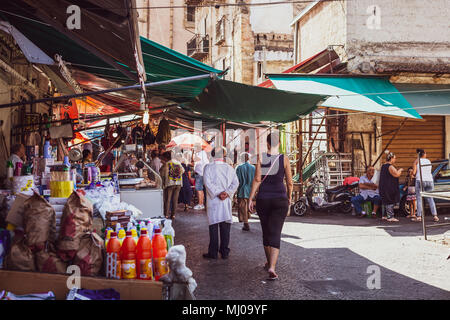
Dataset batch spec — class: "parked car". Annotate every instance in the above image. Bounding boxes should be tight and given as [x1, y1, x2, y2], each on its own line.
[399, 159, 450, 215]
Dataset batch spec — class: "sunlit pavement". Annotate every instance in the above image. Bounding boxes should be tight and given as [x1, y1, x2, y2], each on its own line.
[173, 206, 450, 300]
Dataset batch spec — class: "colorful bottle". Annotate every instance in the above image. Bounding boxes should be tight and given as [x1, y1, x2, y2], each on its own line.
[146, 221, 154, 240]
[162, 219, 175, 251]
[136, 229, 153, 280]
[152, 227, 168, 281]
[117, 224, 126, 245]
[121, 231, 137, 279]
[14, 162, 22, 176]
[105, 228, 113, 248]
[131, 227, 139, 245]
[6, 161, 13, 186]
[43, 140, 51, 159]
[106, 232, 121, 279]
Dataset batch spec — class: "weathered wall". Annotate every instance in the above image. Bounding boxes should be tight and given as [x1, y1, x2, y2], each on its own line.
[346, 0, 450, 74]
[249, 0, 293, 34]
[345, 114, 382, 171]
[296, 0, 347, 62]
[136, 0, 193, 54]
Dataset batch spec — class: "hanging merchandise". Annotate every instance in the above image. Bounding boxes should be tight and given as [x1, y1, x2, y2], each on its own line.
[113, 125, 127, 148]
[143, 124, 156, 146]
[101, 118, 111, 151]
[131, 125, 144, 144]
[156, 117, 171, 145]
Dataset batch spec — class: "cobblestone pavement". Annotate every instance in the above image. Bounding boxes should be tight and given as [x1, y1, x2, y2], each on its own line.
[172, 207, 450, 300]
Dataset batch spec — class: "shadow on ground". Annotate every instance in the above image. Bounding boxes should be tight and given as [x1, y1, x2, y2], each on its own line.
[173, 207, 450, 300]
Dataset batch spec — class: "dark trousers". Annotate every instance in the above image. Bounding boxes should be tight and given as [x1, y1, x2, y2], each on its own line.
[256, 197, 289, 249]
[208, 222, 231, 258]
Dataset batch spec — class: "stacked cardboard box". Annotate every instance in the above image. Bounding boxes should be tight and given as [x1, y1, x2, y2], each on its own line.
[105, 210, 132, 228]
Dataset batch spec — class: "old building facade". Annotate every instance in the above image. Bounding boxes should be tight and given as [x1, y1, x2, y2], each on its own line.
[136, 0, 195, 54]
[188, 0, 296, 85]
[290, 0, 450, 175]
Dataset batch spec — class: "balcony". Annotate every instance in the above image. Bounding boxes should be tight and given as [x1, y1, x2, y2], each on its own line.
[187, 34, 209, 60]
[215, 17, 225, 45]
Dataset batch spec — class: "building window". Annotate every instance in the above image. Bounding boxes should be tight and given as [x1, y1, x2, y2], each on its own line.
[257, 62, 262, 78]
[187, 6, 195, 22]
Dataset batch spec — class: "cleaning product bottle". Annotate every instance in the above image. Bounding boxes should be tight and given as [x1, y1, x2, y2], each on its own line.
[136, 229, 153, 280]
[152, 227, 168, 281]
[6, 161, 13, 185]
[162, 219, 175, 251]
[117, 224, 126, 245]
[106, 232, 121, 279]
[43, 140, 51, 159]
[121, 231, 137, 279]
[131, 226, 139, 245]
[105, 227, 113, 248]
[146, 221, 154, 240]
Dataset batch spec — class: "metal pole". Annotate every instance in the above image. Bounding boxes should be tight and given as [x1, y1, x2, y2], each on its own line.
[0, 73, 214, 109]
[418, 153, 427, 240]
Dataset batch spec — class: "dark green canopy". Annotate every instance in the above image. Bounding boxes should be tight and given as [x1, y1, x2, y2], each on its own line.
[188, 79, 326, 123]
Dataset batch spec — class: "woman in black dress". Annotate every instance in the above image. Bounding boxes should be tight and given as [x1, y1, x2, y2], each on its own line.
[178, 162, 193, 211]
[379, 152, 403, 222]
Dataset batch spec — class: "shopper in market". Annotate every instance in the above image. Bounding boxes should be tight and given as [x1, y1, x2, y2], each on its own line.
[412, 148, 439, 222]
[8, 143, 25, 169]
[236, 152, 255, 231]
[178, 154, 194, 211]
[248, 132, 293, 281]
[160, 151, 184, 219]
[202, 147, 239, 259]
[82, 149, 93, 165]
[150, 149, 163, 173]
[350, 166, 381, 218]
[379, 152, 403, 222]
[192, 147, 209, 210]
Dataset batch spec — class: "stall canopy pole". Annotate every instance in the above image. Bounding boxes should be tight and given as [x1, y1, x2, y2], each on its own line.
[418, 152, 427, 240]
[0, 73, 215, 109]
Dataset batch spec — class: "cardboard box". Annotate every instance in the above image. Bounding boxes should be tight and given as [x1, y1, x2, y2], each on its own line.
[0, 270, 163, 300]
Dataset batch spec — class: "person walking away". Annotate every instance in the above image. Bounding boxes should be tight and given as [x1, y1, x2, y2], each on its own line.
[249, 133, 293, 280]
[412, 149, 439, 222]
[351, 166, 381, 218]
[236, 152, 255, 231]
[202, 148, 239, 259]
[403, 167, 417, 219]
[192, 148, 209, 210]
[178, 159, 193, 211]
[379, 152, 403, 222]
[160, 151, 184, 219]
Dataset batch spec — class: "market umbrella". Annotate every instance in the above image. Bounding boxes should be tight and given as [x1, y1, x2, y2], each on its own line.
[166, 132, 212, 152]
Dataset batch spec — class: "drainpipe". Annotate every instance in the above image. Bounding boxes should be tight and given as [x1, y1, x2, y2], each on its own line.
[170, 0, 174, 49]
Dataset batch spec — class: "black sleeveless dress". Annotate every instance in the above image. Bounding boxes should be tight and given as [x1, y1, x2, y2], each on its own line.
[379, 163, 400, 205]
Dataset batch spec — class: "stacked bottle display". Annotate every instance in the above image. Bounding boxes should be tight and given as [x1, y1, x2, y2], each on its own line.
[106, 220, 174, 281]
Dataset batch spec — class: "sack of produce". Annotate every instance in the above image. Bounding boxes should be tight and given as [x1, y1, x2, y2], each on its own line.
[23, 192, 57, 252]
[73, 232, 104, 276]
[57, 191, 93, 262]
[35, 243, 68, 274]
[5, 238, 35, 271]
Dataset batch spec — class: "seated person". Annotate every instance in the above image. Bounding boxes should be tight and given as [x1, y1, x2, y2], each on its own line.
[351, 166, 381, 217]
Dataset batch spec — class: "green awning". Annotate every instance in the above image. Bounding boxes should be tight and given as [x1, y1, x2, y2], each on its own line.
[188, 79, 326, 123]
[2, 11, 220, 106]
[268, 74, 422, 119]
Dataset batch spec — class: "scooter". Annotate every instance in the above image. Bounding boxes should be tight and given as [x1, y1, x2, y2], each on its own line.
[291, 177, 359, 216]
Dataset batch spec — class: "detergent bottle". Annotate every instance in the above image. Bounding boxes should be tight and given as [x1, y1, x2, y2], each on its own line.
[136, 229, 153, 280]
[117, 224, 126, 245]
[121, 231, 137, 279]
[162, 219, 175, 251]
[106, 232, 121, 279]
[131, 226, 139, 245]
[105, 228, 113, 248]
[152, 227, 168, 281]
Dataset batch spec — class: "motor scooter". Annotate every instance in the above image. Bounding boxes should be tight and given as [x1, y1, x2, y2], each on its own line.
[291, 177, 359, 216]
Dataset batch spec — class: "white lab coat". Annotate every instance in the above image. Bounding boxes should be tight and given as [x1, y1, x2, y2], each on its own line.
[203, 160, 239, 225]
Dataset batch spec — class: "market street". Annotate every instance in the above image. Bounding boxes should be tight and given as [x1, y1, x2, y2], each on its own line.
[175, 208, 450, 300]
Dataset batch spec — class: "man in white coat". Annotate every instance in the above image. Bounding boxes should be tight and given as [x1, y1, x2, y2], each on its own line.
[202, 147, 239, 259]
